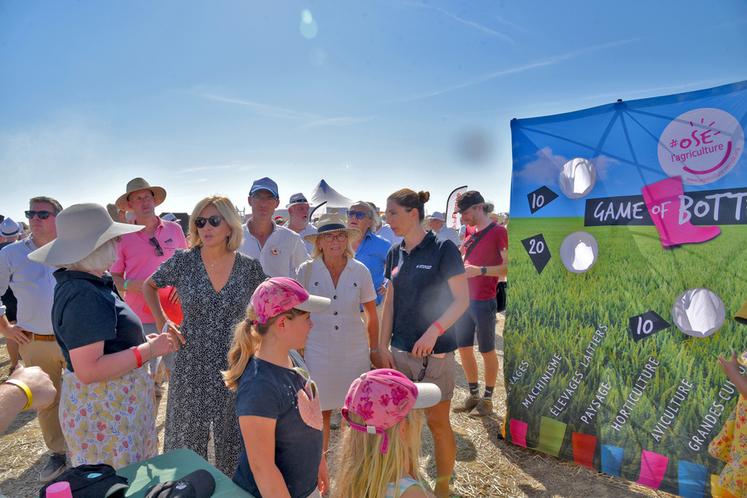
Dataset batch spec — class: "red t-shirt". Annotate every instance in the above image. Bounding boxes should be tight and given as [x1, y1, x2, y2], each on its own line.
[462, 223, 508, 300]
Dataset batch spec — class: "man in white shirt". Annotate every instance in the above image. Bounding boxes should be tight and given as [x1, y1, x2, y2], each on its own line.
[285, 192, 317, 254]
[0, 196, 68, 481]
[427, 211, 461, 247]
[239, 177, 309, 277]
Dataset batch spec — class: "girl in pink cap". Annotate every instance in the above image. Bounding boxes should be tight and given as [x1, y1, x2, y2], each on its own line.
[223, 277, 331, 498]
[334, 368, 441, 498]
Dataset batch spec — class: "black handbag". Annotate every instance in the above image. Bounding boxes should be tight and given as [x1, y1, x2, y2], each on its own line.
[39, 464, 129, 498]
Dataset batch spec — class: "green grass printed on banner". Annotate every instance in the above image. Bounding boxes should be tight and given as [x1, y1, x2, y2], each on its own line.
[504, 217, 747, 488]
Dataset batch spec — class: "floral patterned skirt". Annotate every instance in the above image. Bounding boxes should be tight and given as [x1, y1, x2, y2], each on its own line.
[708, 394, 746, 498]
[59, 367, 157, 469]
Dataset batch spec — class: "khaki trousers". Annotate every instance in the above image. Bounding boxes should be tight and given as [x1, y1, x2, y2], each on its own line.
[18, 336, 67, 454]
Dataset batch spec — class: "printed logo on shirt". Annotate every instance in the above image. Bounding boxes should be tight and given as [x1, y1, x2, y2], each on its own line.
[416, 264, 432, 270]
[164, 238, 173, 244]
[270, 247, 281, 256]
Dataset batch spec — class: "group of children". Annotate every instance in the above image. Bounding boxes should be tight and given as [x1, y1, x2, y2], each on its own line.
[222, 276, 438, 498]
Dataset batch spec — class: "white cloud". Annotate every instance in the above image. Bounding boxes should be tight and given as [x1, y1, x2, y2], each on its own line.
[392, 38, 640, 104]
[299, 116, 375, 130]
[404, 1, 515, 45]
[515, 147, 618, 184]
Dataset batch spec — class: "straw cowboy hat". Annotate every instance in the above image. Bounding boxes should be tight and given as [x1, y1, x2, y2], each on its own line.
[115, 177, 167, 210]
[29, 203, 143, 266]
[304, 213, 360, 244]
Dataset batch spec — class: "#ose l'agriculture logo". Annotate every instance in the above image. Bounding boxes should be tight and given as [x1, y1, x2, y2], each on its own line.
[658, 107, 744, 185]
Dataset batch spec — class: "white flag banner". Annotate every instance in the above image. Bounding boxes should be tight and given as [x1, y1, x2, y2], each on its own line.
[445, 185, 468, 231]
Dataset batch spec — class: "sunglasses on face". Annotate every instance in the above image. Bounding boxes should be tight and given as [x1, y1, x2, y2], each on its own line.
[149, 237, 164, 256]
[194, 215, 223, 229]
[321, 232, 348, 242]
[292, 366, 318, 399]
[25, 210, 54, 220]
[347, 210, 368, 220]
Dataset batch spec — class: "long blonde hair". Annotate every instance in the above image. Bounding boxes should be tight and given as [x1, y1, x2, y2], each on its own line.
[222, 305, 307, 391]
[333, 410, 425, 498]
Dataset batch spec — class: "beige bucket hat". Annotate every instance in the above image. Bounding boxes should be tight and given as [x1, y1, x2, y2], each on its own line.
[115, 177, 167, 210]
[28, 203, 144, 266]
[304, 213, 360, 244]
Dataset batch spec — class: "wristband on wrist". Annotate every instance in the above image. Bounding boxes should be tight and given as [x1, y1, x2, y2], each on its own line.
[369, 348, 379, 354]
[5, 379, 33, 410]
[131, 346, 143, 368]
[433, 321, 446, 335]
[480, 266, 488, 276]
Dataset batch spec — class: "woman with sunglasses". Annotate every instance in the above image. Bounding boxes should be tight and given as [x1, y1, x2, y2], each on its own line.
[223, 277, 330, 498]
[378, 189, 468, 498]
[347, 201, 391, 308]
[143, 195, 267, 476]
[296, 213, 379, 454]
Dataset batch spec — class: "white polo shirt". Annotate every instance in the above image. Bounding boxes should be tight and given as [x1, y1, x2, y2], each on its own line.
[239, 222, 309, 278]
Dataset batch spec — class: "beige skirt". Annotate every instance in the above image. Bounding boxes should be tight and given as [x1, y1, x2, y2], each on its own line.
[59, 366, 157, 469]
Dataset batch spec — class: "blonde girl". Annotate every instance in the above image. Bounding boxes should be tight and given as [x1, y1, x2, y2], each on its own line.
[334, 368, 441, 498]
[223, 277, 330, 498]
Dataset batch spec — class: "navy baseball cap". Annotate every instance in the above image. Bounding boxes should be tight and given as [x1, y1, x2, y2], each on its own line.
[249, 177, 279, 198]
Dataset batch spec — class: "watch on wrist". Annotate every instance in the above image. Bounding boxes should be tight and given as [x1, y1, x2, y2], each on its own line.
[480, 266, 487, 276]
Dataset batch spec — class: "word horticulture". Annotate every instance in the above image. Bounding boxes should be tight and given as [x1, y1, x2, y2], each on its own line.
[610, 357, 660, 432]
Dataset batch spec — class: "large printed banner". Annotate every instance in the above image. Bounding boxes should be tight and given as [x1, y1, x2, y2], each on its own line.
[505, 81, 747, 497]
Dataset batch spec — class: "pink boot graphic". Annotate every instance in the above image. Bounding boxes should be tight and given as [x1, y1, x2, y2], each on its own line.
[641, 176, 720, 248]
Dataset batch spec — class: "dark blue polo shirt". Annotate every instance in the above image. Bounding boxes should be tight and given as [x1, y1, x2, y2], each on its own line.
[52, 269, 145, 372]
[384, 231, 464, 354]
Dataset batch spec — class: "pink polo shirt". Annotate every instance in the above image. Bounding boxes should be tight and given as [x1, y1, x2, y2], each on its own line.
[111, 219, 188, 323]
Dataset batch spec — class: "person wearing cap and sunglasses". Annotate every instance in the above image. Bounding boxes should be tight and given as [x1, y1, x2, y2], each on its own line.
[453, 191, 507, 418]
[285, 192, 318, 254]
[0, 196, 70, 481]
[143, 195, 267, 476]
[111, 178, 188, 396]
[28, 203, 184, 469]
[223, 277, 330, 498]
[239, 177, 309, 278]
[378, 188, 469, 498]
[334, 369, 440, 498]
[296, 213, 379, 455]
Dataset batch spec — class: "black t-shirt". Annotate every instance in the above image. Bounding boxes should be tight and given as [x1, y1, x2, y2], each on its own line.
[52, 270, 145, 372]
[385, 231, 465, 354]
[234, 354, 323, 498]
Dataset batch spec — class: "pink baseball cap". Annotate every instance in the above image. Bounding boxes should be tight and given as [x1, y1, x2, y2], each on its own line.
[250, 277, 330, 324]
[341, 368, 441, 453]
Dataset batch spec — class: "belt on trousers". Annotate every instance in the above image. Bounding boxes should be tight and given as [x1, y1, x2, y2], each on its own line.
[22, 331, 57, 342]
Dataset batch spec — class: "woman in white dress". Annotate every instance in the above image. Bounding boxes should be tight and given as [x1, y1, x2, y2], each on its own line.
[296, 213, 380, 453]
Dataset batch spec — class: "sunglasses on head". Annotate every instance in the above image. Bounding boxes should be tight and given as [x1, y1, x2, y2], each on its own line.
[25, 210, 54, 220]
[194, 215, 223, 229]
[347, 210, 368, 220]
[149, 237, 164, 256]
[292, 366, 318, 399]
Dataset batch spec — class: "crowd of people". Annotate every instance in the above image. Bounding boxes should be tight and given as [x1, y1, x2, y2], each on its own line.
[0, 176, 509, 497]
[2, 175, 742, 497]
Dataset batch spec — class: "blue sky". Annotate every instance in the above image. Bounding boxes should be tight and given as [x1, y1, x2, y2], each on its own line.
[1, 1, 746, 221]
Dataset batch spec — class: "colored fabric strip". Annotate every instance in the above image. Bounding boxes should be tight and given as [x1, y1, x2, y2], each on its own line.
[600, 445, 623, 477]
[509, 419, 528, 448]
[636, 449, 668, 489]
[536, 416, 566, 457]
[571, 432, 597, 469]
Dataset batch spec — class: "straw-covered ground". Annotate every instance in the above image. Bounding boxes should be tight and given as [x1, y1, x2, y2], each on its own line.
[0, 317, 674, 497]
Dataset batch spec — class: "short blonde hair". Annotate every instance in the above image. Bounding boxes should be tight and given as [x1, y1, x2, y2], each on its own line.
[188, 196, 243, 251]
[311, 232, 355, 259]
[66, 239, 118, 272]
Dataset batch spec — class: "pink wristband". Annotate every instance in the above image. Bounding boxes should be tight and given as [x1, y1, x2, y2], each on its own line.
[433, 321, 446, 335]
